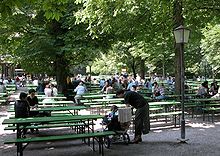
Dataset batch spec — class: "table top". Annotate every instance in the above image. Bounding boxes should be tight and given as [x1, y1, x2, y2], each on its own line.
[191, 98, 220, 102]
[39, 100, 74, 104]
[37, 96, 67, 100]
[149, 101, 181, 106]
[2, 114, 103, 124]
[82, 94, 115, 99]
[31, 106, 86, 112]
[90, 98, 124, 102]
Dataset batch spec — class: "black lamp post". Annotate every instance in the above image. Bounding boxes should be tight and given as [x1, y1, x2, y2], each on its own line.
[88, 60, 93, 93]
[174, 25, 190, 142]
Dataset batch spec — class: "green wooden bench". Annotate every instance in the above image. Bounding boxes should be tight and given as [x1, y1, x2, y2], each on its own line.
[4, 122, 95, 134]
[149, 111, 183, 127]
[202, 107, 220, 123]
[4, 131, 116, 156]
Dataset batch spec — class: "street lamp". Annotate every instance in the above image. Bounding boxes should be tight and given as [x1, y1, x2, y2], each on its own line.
[173, 25, 190, 142]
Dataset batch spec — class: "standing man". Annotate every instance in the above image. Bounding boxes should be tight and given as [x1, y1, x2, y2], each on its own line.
[116, 89, 150, 143]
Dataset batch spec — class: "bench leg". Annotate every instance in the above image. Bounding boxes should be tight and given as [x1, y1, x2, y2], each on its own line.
[98, 137, 104, 156]
[92, 137, 95, 151]
[212, 111, 214, 123]
[17, 143, 23, 156]
[203, 110, 205, 121]
[174, 115, 177, 127]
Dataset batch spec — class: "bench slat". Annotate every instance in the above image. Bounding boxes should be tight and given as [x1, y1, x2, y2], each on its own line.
[4, 131, 116, 144]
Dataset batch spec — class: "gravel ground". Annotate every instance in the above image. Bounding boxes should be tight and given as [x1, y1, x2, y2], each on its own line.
[1, 104, 220, 156]
[1, 89, 220, 156]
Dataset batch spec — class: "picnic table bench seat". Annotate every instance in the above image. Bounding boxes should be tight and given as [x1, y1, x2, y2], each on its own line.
[202, 107, 220, 123]
[149, 111, 183, 127]
[4, 131, 116, 156]
[4, 122, 95, 132]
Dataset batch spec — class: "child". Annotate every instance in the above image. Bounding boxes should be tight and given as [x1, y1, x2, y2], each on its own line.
[103, 105, 121, 131]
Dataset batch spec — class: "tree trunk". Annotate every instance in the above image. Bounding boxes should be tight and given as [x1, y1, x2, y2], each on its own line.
[55, 54, 68, 94]
[131, 57, 137, 79]
[173, 0, 184, 95]
[140, 59, 145, 79]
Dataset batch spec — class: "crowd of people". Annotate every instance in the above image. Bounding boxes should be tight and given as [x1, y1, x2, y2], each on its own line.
[196, 80, 220, 98]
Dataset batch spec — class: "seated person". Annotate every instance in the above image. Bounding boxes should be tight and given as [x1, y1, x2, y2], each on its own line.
[209, 82, 219, 96]
[15, 92, 29, 118]
[211, 88, 220, 99]
[44, 84, 53, 97]
[42, 84, 56, 103]
[14, 92, 30, 135]
[197, 81, 209, 98]
[154, 84, 166, 100]
[27, 89, 51, 117]
[27, 89, 39, 117]
[51, 84, 58, 97]
[0, 81, 6, 93]
[103, 105, 121, 131]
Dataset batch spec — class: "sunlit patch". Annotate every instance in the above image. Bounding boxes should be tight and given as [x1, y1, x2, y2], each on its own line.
[189, 123, 215, 128]
[171, 128, 180, 131]
[153, 130, 163, 133]
[0, 144, 14, 150]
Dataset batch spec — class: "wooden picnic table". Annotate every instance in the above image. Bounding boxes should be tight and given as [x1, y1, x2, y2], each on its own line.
[37, 96, 67, 100]
[90, 98, 124, 102]
[149, 101, 181, 113]
[191, 98, 220, 102]
[3, 114, 112, 156]
[9, 105, 86, 115]
[2, 114, 103, 138]
[0, 93, 7, 96]
[149, 101, 181, 106]
[82, 94, 115, 99]
[39, 100, 74, 106]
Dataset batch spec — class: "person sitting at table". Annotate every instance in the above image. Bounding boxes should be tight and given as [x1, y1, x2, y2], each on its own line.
[14, 92, 30, 136]
[154, 83, 166, 101]
[27, 89, 39, 116]
[44, 84, 53, 97]
[101, 80, 113, 94]
[197, 81, 210, 98]
[51, 84, 58, 97]
[211, 87, 220, 99]
[0, 81, 6, 93]
[152, 82, 159, 98]
[74, 81, 87, 105]
[209, 81, 219, 96]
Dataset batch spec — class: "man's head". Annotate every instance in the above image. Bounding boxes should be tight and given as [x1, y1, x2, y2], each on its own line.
[28, 89, 36, 97]
[19, 92, 27, 100]
[116, 89, 125, 98]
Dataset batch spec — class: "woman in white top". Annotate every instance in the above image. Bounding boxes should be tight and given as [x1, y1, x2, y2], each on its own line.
[44, 84, 52, 97]
[51, 84, 58, 97]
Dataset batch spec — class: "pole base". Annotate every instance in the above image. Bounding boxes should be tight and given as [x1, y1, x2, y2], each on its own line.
[177, 138, 189, 143]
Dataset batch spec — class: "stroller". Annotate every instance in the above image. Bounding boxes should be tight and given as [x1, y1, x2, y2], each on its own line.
[102, 105, 132, 148]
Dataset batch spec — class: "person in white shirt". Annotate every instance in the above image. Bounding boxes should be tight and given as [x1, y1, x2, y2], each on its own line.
[74, 82, 87, 104]
[0, 82, 6, 93]
[51, 84, 58, 97]
[44, 84, 52, 97]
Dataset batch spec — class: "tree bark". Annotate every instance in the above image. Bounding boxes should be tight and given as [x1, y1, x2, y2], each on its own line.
[55, 54, 68, 94]
[140, 59, 145, 79]
[131, 57, 137, 79]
